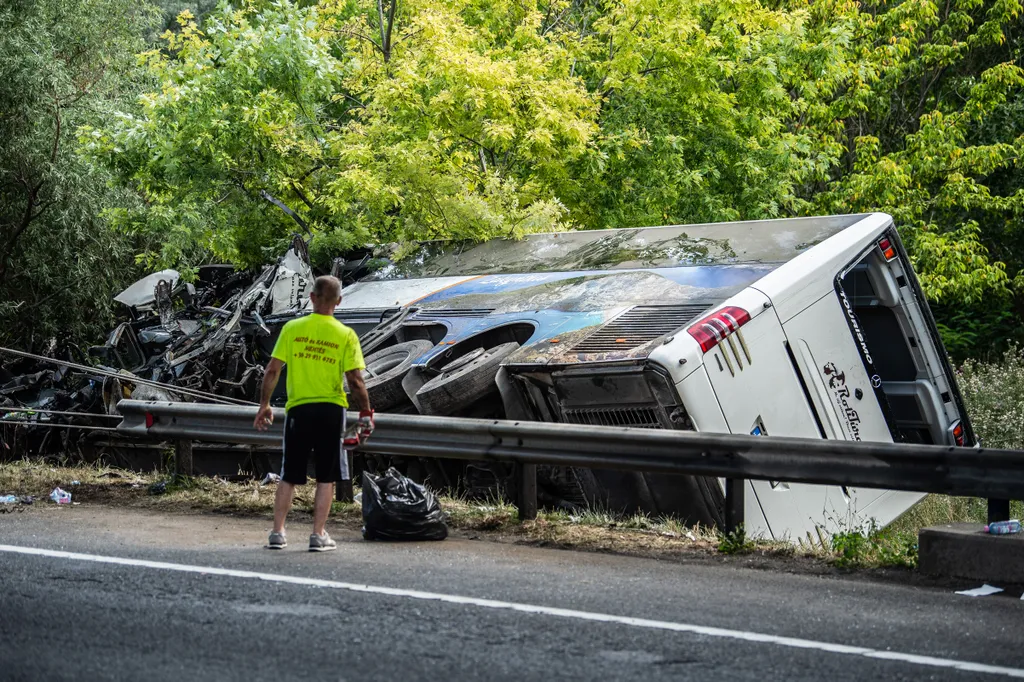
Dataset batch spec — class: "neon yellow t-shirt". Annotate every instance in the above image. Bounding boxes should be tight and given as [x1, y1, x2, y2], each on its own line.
[271, 314, 365, 411]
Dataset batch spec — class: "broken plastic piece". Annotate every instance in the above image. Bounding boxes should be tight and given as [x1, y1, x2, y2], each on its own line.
[0, 495, 17, 504]
[955, 584, 1003, 597]
[260, 473, 281, 486]
[49, 487, 71, 504]
[113, 269, 181, 308]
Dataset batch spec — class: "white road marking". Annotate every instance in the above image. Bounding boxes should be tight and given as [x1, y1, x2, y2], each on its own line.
[2, 543, 1021, 678]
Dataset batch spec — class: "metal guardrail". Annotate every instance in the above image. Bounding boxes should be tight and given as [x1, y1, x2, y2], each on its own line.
[116, 400, 1024, 531]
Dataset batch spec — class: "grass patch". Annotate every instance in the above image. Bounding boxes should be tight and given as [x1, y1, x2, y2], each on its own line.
[717, 526, 756, 555]
[828, 524, 918, 569]
[0, 458, 958, 571]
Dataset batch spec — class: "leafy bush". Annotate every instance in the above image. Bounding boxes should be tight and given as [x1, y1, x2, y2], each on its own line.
[958, 344, 1024, 449]
[717, 525, 756, 555]
[830, 523, 918, 569]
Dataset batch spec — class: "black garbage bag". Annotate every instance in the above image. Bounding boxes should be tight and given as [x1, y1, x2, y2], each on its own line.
[362, 468, 448, 541]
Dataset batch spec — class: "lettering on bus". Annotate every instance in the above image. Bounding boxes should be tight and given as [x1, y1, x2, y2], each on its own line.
[836, 288, 874, 366]
[823, 362, 862, 441]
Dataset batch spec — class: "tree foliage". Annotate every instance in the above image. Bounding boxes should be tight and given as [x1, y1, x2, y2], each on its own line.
[0, 0, 157, 350]
[74, 0, 1024, 354]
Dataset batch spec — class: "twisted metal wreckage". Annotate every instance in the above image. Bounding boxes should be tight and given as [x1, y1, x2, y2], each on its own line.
[0, 237, 319, 458]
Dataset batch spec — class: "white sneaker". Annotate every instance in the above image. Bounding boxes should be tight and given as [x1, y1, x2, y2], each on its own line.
[309, 532, 337, 552]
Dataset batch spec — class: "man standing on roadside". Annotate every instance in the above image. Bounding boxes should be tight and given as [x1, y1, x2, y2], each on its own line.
[253, 275, 373, 552]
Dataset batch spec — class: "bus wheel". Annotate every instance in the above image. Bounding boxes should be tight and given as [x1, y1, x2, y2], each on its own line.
[415, 342, 520, 416]
[363, 340, 435, 410]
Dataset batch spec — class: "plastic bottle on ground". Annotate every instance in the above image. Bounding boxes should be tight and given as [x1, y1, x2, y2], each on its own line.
[983, 519, 1021, 535]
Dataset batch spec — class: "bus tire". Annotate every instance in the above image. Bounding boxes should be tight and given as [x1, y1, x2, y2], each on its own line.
[363, 340, 435, 410]
[415, 342, 520, 416]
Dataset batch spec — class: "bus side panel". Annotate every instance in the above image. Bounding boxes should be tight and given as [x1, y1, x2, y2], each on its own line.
[673, 365, 773, 539]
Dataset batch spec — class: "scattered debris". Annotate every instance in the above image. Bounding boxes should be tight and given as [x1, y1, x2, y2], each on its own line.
[148, 481, 167, 496]
[0, 237, 328, 459]
[49, 487, 71, 504]
[955, 584, 1004, 597]
[260, 473, 281, 486]
[0, 494, 17, 504]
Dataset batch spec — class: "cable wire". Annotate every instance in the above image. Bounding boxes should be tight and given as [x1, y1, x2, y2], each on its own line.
[0, 422, 119, 433]
[0, 407, 120, 419]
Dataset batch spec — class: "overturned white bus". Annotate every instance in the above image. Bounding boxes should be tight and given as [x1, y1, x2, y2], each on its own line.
[313, 213, 973, 540]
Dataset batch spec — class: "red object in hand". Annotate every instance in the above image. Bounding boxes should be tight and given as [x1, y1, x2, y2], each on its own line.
[343, 409, 375, 448]
[357, 409, 375, 443]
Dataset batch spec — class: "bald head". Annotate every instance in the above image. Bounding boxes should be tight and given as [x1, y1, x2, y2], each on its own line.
[310, 275, 341, 314]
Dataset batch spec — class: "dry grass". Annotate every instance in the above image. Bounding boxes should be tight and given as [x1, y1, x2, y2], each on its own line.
[0, 459, 763, 557]
[0, 459, 926, 569]
[0, 459, 337, 517]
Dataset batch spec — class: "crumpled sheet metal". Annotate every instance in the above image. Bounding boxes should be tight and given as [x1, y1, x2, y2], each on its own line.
[113, 269, 180, 308]
[0, 240, 318, 458]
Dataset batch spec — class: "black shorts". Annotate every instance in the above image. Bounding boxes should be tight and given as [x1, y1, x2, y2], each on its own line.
[280, 403, 347, 485]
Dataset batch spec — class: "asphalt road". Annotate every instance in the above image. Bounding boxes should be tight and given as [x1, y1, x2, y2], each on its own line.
[1, 506, 1022, 681]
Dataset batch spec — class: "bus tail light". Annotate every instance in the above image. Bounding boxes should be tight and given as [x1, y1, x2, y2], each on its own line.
[686, 306, 751, 353]
[878, 237, 897, 261]
[950, 420, 966, 447]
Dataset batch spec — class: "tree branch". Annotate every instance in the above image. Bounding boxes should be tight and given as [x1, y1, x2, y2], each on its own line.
[384, 0, 397, 63]
[289, 181, 317, 211]
[259, 190, 313, 240]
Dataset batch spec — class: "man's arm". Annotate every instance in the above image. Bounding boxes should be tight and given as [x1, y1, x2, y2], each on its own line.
[345, 369, 370, 411]
[253, 357, 284, 430]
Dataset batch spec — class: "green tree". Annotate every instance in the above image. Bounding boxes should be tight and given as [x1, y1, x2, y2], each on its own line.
[83, 5, 341, 269]
[810, 0, 1024, 352]
[86, 0, 600, 267]
[0, 0, 158, 350]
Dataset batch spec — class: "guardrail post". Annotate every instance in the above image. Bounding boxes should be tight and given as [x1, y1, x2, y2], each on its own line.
[988, 498, 1010, 524]
[725, 478, 744, 534]
[336, 450, 354, 503]
[174, 439, 193, 477]
[518, 464, 537, 521]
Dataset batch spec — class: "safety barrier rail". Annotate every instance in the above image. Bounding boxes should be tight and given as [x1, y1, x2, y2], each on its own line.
[115, 400, 1024, 532]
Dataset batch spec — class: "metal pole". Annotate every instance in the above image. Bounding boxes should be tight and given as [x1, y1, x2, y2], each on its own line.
[988, 499, 1010, 525]
[725, 478, 744, 535]
[518, 463, 538, 521]
[174, 439, 193, 477]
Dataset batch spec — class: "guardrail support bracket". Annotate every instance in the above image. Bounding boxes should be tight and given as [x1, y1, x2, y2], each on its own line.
[337, 451, 354, 503]
[519, 464, 538, 521]
[988, 498, 1010, 524]
[174, 439, 193, 477]
[725, 478, 744, 535]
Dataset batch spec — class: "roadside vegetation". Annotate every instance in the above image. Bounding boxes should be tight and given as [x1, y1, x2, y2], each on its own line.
[0, 457, 980, 572]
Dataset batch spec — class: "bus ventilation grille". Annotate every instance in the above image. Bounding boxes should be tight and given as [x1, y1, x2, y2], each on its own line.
[412, 308, 496, 319]
[571, 304, 710, 353]
[562, 406, 663, 429]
